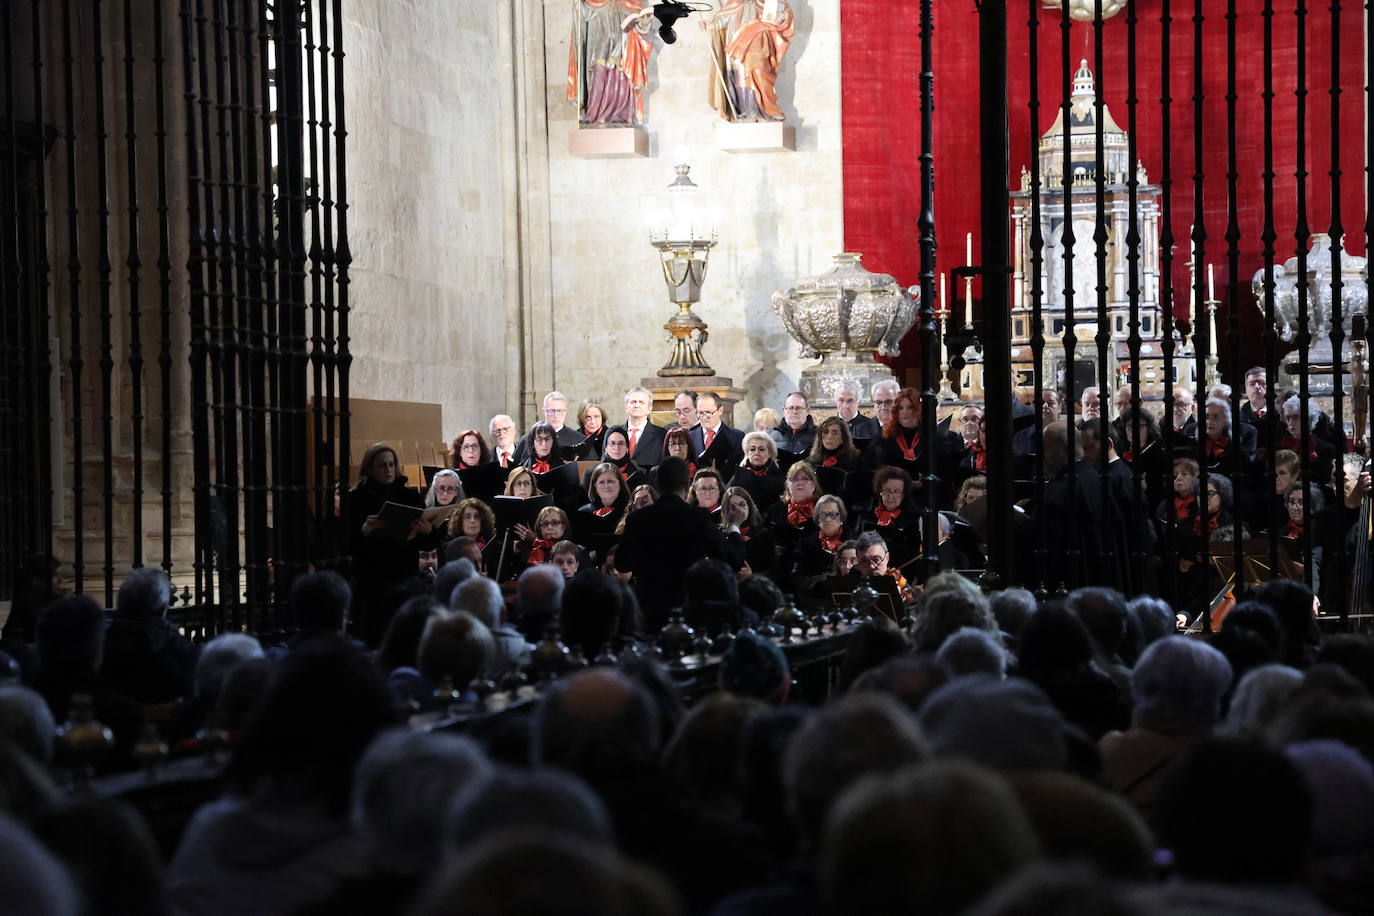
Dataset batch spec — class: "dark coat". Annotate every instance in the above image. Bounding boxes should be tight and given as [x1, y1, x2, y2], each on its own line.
[771, 415, 817, 455]
[729, 463, 786, 509]
[100, 617, 199, 704]
[845, 413, 882, 444]
[625, 421, 667, 468]
[616, 494, 743, 630]
[690, 422, 745, 474]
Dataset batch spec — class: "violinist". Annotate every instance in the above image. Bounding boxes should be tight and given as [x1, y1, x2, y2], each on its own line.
[854, 531, 917, 605]
[729, 431, 786, 508]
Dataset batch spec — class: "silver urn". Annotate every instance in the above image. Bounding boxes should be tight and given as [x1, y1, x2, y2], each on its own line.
[1253, 233, 1368, 370]
[770, 252, 916, 406]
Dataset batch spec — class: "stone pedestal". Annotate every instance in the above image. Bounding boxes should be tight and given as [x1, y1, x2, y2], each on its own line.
[641, 376, 748, 429]
[568, 126, 649, 159]
[717, 121, 796, 153]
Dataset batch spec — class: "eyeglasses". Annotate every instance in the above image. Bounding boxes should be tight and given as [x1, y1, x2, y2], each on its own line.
[698, 408, 717, 419]
[545, 407, 568, 416]
[435, 484, 459, 492]
[874, 398, 895, 407]
[492, 425, 514, 435]
[816, 510, 841, 520]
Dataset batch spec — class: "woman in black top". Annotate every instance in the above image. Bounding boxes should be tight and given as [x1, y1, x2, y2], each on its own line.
[347, 442, 426, 645]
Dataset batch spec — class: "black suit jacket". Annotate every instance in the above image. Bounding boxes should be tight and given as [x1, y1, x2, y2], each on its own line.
[616, 494, 743, 629]
[625, 421, 666, 468]
[691, 422, 745, 473]
[513, 425, 585, 463]
[845, 414, 882, 442]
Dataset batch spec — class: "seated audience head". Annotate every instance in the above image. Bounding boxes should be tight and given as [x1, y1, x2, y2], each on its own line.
[532, 668, 661, 780]
[782, 692, 928, 845]
[376, 596, 444, 674]
[912, 572, 996, 652]
[989, 587, 1037, 643]
[1220, 663, 1303, 736]
[291, 570, 352, 634]
[115, 567, 172, 620]
[919, 676, 1070, 772]
[432, 558, 476, 606]
[751, 407, 778, 433]
[1007, 772, 1154, 881]
[31, 796, 167, 916]
[683, 557, 738, 609]
[662, 692, 767, 802]
[516, 564, 564, 629]
[1016, 601, 1095, 672]
[444, 766, 613, 853]
[1316, 634, 1374, 696]
[850, 655, 950, 712]
[351, 729, 492, 874]
[418, 612, 494, 688]
[226, 640, 397, 814]
[1156, 737, 1313, 885]
[719, 631, 790, 704]
[820, 761, 1039, 916]
[1067, 587, 1128, 660]
[1284, 739, 1374, 861]
[36, 595, 106, 680]
[1128, 595, 1177, 650]
[560, 571, 622, 658]
[0, 686, 57, 762]
[1222, 601, 1282, 655]
[738, 574, 785, 622]
[837, 619, 909, 690]
[1131, 636, 1233, 734]
[1253, 578, 1322, 668]
[0, 814, 80, 916]
[937, 627, 1009, 679]
[193, 632, 265, 698]
[450, 575, 504, 631]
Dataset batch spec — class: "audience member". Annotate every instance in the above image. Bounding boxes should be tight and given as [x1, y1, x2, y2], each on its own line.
[451, 576, 529, 681]
[100, 568, 198, 704]
[936, 627, 1009, 679]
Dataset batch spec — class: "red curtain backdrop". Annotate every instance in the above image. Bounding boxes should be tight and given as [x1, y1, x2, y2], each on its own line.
[841, 0, 1366, 381]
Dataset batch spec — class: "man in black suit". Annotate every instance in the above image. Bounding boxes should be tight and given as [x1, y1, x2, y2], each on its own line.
[1169, 386, 1199, 440]
[834, 381, 881, 442]
[623, 385, 666, 468]
[514, 390, 586, 462]
[672, 390, 700, 431]
[689, 391, 744, 473]
[615, 457, 743, 630]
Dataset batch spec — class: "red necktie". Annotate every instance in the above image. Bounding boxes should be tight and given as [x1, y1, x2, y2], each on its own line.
[704, 427, 716, 450]
[500, 451, 510, 468]
[628, 428, 639, 455]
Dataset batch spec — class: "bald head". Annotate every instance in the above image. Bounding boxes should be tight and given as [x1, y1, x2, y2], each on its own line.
[533, 669, 661, 777]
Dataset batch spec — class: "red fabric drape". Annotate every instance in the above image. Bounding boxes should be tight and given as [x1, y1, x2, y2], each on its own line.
[842, 1, 1365, 380]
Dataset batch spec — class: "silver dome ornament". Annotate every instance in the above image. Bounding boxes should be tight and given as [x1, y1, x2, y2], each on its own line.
[770, 252, 915, 407]
[1044, 0, 1128, 22]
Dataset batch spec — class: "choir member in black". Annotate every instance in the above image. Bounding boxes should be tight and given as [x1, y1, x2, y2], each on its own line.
[690, 391, 745, 473]
[450, 428, 493, 469]
[721, 485, 776, 578]
[772, 391, 818, 455]
[521, 421, 566, 473]
[870, 386, 962, 505]
[576, 399, 608, 458]
[792, 495, 852, 581]
[952, 408, 987, 488]
[1081, 422, 1157, 596]
[454, 498, 496, 553]
[512, 506, 575, 575]
[1278, 395, 1337, 489]
[504, 465, 541, 499]
[575, 462, 629, 564]
[347, 442, 426, 645]
[600, 427, 647, 490]
[729, 431, 786, 508]
[616, 484, 658, 535]
[1021, 421, 1122, 592]
[834, 381, 881, 442]
[857, 467, 922, 572]
[1201, 397, 1258, 473]
[1169, 387, 1199, 439]
[954, 475, 987, 516]
[830, 539, 859, 577]
[1205, 475, 1248, 545]
[662, 426, 698, 477]
[687, 468, 726, 516]
[752, 407, 779, 434]
[764, 462, 823, 575]
[1118, 408, 1168, 512]
[1263, 449, 1302, 533]
[806, 415, 862, 472]
[623, 386, 666, 468]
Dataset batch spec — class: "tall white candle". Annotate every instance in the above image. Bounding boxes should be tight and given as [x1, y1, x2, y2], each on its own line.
[1207, 262, 1215, 302]
[966, 232, 973, 265]
[939, 273, 947, 316]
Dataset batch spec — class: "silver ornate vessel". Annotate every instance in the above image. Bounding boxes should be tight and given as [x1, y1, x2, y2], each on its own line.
[770, 252, 915, 405]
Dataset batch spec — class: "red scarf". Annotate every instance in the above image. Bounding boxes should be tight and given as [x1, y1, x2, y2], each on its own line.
[1173, 495, 1196, 520]
[1280, 434, 1318, 462]
[1121, 448, 1134, 464]
[594, 506, 616, 517]
[527, 538, 555, 566]
[475, 538, 486, 551]
[688, 461, 697, 477]
[739, 525, 752, 541]
[821, 454, 839, 468]
[1284, 519, 1303, 539]
[750, 465, 772, 478]
[819, 531, 843, 553]
[1193, 514, 1220, 536]
[895, 429, 920, 461]
[583, 425, 599, 438]
[875, 506, 902, 526]
[531, 459, 551, 473]
[786, 500, 815, 527]
[1205, 436, 1228, 463]
[617, 463, 632, 481]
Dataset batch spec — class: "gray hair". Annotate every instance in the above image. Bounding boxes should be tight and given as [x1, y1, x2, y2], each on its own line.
[424, 469, 463, 509]
[1220, 664, 1303, 737]
[517, 564, 565, 617]
[936, 627, 1008, 679]
[854, 531, 888, 555]
[194, 632, 265, 698]
[1128, 595, 1176, 649]
[0, 686, 57, 762]
[433, 558, 477, 605]
[834, 380, 861, 399]
[623, 385, 652, 404]
[444, 766, 613, 854]
[872, 378, 900, 398]
[815, 494, 847, 525]
[913, 572, 997, 652]
[451, 575, 504, 630]
[543, 390, 568, 408]
[1130, 636, 1233, 734]
[0, 814, 80, 916]
[488, 414, 514, 437]
[116, 567, 173, 620]
[1205, 396, 1232, 433]
[352, 729, 493, 873]
[1280, 395, 1321, 431]
[989, 588, 1037, 638]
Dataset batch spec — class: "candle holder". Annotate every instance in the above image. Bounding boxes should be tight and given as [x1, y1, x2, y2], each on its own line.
[936, 310, 958, 402]
[1204, 297, 1221, 392]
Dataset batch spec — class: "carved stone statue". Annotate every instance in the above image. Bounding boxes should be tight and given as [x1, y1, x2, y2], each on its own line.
[706, 0, 795, 122]
[567, 0, 656, 126]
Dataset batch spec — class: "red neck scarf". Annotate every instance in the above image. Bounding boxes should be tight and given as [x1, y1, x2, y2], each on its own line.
[1193, 514, 1220, 536]
[1173, 495, 1196, 520]
[819, 531, 843, 553]
[527, 538, 555, 565]
[739, 525, 752, 541]
[616, 462, 632, 480]
[1280, 434, 1317, 462]
[531, 459, 551, 474]
[786, 499, 815, 527]
[895, 428, 920, 461]
[1121, 448, 1134, 464]
[1284, 519, 1303, 539]
[1205, 436, 1229, 462]
[875, 506, 902, 526]
[750, 465, 772, 478]
[584, 426, 600, 438]
[593, 506, 616, 517]
[821, 454, 839, 468]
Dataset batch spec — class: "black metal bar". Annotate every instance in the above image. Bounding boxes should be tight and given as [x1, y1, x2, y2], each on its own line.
[319, 0, 341, 572]
[258, 0, 285, 627]
[93, 0, 116, 605]
[154, 0, 174, 577]
[1057, 0, 1077, 595]
[1327, 0, 1347, 625]
[1027, 0, 1048, 595]
[1224, 0, 1244, 582]
[225, 0, 251, 632]
[1191, 0, 1212, 629]
[62, 0, 85, 592]
[1261, 0, 1281, 592]
[305, 0, 326, 569]
[30, 0, 55, 566]
[1, 5, 17, 586]
[917, 0, 938, 582]
[123, 0, 145, 571]
[1295, 0, 1313, 590]
[331, 0, 352, 578]
[1157, 0, 1179, 601]
[979, 0, 1011, 590]
[1092, 0, 1114, 586]
[1125, 0, 1147, 591]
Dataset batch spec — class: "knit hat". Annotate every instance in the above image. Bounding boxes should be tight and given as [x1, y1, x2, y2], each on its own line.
[719, 631, 789, 703]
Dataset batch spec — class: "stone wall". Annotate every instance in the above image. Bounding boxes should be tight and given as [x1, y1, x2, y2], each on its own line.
[537, 0, 844, 426]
